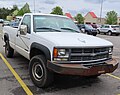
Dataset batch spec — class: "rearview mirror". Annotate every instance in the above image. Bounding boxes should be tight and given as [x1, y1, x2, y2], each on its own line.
[20, 25, 27, 35]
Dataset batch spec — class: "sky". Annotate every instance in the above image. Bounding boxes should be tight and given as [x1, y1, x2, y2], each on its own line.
[0, 0, 120, 18]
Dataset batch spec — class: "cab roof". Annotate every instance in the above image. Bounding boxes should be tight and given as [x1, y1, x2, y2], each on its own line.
[24, 13, 69, 18]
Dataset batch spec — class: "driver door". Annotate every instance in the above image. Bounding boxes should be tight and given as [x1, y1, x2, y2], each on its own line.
[15, 15, 31, 59]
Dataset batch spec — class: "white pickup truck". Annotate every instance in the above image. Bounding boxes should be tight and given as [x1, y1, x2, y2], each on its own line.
[3, 13, 119, 87]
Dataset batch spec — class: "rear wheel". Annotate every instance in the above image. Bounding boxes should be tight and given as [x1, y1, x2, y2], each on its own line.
[108, 31, 112, 36]
[104, 33, 106, 35]
[5, 40, 14, 58]
[116, 34, 119, 36]
[29, 55, 53, 88]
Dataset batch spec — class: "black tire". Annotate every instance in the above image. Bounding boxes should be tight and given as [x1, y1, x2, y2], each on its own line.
[116, 34, 119, 36]
[86, 31, 90, 35]
[29, 55, 53, 88]
[5, 40, 14, 58]
[108, 31, 112, 36]
[93, 33, 97, 36]
[104, 33, 106, 35]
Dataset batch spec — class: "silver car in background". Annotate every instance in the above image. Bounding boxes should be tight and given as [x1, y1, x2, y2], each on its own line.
[97, 25, 120, 36]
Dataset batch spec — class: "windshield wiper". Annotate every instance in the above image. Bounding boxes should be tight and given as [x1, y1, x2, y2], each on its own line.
[36, 27, 61, 32]
[61, 27, 80, 33]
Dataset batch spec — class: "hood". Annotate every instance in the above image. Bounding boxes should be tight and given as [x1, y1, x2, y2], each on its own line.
[36, 32, 113, 47]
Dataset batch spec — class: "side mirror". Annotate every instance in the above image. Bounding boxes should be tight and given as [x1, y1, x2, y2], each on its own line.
[19, 25, 27, 35]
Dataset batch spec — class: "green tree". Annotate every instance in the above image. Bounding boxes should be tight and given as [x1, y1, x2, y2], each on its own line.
[0, 7, 11, 19]
[74, 13, 84, 24]
[11, 5, 19, 12]
[17, 3, 31, 16]
[0, 5, 19, 19]
[51, 6, 63, 15]
[105, 10, 117, 25]
[9, 5, 19, 16]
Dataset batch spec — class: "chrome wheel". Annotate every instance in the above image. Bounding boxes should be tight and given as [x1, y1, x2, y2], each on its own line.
[32, 63, 44, 81]
[108, 31, 112, 36]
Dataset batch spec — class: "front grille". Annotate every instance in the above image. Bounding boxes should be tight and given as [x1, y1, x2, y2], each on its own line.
[70, 47, 110, 62]
[91, 30, 97, 32]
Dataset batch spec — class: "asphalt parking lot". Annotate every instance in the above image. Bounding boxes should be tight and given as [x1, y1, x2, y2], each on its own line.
[0, 34, 120, 95]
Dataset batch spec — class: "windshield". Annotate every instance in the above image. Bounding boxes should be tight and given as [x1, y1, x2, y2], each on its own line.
[85, 24, 94, 29]
[33, 15, 80, 33]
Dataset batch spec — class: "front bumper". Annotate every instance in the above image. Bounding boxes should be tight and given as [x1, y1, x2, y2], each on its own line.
[47, 58, 119, 76]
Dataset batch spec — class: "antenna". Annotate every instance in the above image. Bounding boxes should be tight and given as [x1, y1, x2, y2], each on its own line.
[100, 0, 103, 24]
[34, 0, 35, 13]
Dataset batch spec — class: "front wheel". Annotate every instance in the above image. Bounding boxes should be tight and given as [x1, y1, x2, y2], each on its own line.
[29, 55, 53, 88]
[93, 33, 97, 36]
[5, 40, 14, 58]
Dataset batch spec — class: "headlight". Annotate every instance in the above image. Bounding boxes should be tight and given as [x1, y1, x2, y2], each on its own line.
[53, 48, 69, 61]
[109, 47, 113, 54]
[108, 47, 113, 58]
[58, 49, 66, 56]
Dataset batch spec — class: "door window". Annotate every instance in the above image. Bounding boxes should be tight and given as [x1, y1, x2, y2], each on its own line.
[21, 15, 31, 33]
[104, 26, 109, 28]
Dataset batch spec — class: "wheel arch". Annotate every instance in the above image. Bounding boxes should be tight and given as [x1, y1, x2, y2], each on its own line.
[108, 30, 112, 33]
[30, 42, 51, 61]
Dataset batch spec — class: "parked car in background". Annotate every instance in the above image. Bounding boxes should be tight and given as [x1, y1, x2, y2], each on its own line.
[91, 24, 98, 29]
[0, 19, 4, 23]
[9, 17, 22, 28]
[77, 24, 97, 36]
[97, 25, 120, 36]
[3, 20, 10, 26]
[10, 21, 20, 28]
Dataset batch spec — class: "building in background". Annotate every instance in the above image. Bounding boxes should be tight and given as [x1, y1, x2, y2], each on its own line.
[97, 18, 106, 25]
[65, 13, 75, 20]
[117, 17, 120, 25]
[84, 12, 105, 25]
[84, 12, 97, 24]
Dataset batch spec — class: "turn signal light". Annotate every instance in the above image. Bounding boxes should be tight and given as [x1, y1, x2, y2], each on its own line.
[53, 48, 58, 57]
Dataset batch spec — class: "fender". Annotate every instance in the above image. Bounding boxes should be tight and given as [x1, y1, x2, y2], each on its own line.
[30, 42, 51, 61]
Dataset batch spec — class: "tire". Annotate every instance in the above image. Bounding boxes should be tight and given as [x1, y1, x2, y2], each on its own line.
[86, 31, 90, 35]
[93, 33, 97, 36]
[5, 40, 14, 58]
[29, 55, 53, 88]
[104, 33, 106, 35]
[108, 31, 112, 36]
[116, 34, 119, 36]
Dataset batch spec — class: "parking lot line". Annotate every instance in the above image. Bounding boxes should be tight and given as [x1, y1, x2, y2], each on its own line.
[106, 73, 120, 95]
[0, 53, 33, 95]
[106, 73, 120, 80]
